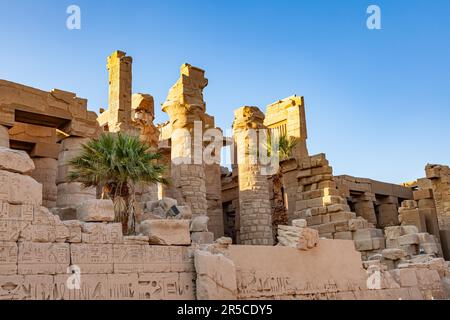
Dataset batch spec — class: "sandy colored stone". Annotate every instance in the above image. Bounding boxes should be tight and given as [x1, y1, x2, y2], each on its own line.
[0, 202, 34, 221]
[81, 222, 123, 244]
[0, 170, 42, 206]
[70, 243, 114, 274]
[382, 248, 407, 260]
[140, 219, 191, 245]
[297, 228, 319, 250]
[63, 220, 82, 243]
[190, 215, 209, 232]
[0, 241, 18, 275]
[191, 231, 214, 244]
[0, 125, 9, 148]
[77, 199, 115, 222]
[194, 250, 237, 300]
[56, 182, 96, 208]
[0, 147, 35, 174]
[18, 242, 70, 275]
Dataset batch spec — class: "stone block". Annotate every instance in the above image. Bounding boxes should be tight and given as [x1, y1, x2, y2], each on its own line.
[191, 232, 214, 244]
[70, 243, 113, 274]
[18, 242, 70, 275]
[0, 147, 35, 174]
[0, 170, 42, 206]
[123, 235, 149, 245]
[382, 248, 407, 261]
[398, 234, 419, 246]
[175, 205, 192, 220]
[0, 202, 34, 221]
[63, 220, 82, 243]
[76, 199, 115, 222]
[0, 241, 18, 275]
[292, 219, 307, 228]
[51, 207, 77, 221]
[413, 189, 433, 201]
[194, 250, 237, 300]
[190, 215, 209, 232]
[140, 220, 191, 246]
[348, 218, 368, 231]
[81, 222, 123, 244]
[334, 231, 352, 240]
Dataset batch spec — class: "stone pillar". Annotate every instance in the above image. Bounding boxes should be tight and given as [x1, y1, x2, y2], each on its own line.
[232, 106, 273, 245]
[162, 64, 208, 217]
[131, 93, 159, 202]
[376, 195, 399, 228]
[425, 164, 450, 229]
[30, 158, 58, 209]
[285, 97, 308, 159]
[55, 137, 96, 220]
[0, 124, 9, 148]
[353, 193, 377, 225]
[205, 163, 225, 239]
[106, 50, 133, 133]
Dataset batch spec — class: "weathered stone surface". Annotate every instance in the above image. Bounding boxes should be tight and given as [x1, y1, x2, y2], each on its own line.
[0, 170, 42, 206]
[191, 232, 214, 244]
[56, 182, 96, 208]
[123, 235, 149, 245]
[81, 222, 123, 244]
[51, 207, 77, 221]
[292, 219, 307, 228]
[0, 147, 35, 174]
[175, 206, 193, 220]
[194, 250, 238, 300]
[190, 215, 209, 232]
[17, 242, 70, 275]
[70, 243, 114, 274]
[63, 220, 82, 243]
[0, 125, 9, 148]
[382, 248, 407, 261]
[77, 199, 115, 222]
[0, 241, 18, 275]
[140, 220, 191, 246]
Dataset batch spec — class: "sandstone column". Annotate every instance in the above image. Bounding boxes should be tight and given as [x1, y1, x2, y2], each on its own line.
[162, 64, 208, 217]
[106, 50, 133, 133]
[0, 124, 9, 148]
[30, 158, 58, 209]
[54, 137, 96, 220]
[232, 106, 273, 245]
[426, 164, 450, 229]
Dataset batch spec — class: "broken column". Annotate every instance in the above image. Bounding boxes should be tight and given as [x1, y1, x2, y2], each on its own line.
[131, 93, 159, 203]
[30, 158, 58, 209]
[232, 106, 273, 245]
[425, 164, 450, 229]
[54, 137, 96, 220]
[162, 64, 209, 218]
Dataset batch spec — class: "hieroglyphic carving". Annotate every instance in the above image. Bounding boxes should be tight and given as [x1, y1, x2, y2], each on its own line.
[0, 170, 42, 206]
[81, 223, 123, 244]
[54, 274, 109, 300]
[70, 244, 113, 274]
[0, 242, 17, 275]
[137, 273, 196, 300]
[17, 242, 70, 275]
[0, 202, 33, 221]
[113, 244, 147, 273]
[0, 220, 29, 242]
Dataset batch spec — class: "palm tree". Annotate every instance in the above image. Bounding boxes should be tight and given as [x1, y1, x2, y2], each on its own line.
[67, 133, 167, 234]
[267, 133, 298, 243]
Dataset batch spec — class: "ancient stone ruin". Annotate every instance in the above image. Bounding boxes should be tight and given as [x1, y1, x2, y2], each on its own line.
[0, 50, 449, 300]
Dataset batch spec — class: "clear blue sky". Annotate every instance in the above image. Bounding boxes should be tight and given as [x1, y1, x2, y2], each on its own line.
[1, 0, 449, 184]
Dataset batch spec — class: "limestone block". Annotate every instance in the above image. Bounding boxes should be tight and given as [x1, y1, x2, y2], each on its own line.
[19, 224, 57, 243]
[0, 170, 42, 206]
[18, 242, 70, 275]
[77, 199, 115, 222]
[398, 234, 420, 246]
[348, 218, 369, 231]
[0, 202, 34, 221]
[70, 243, 114, 273]
[112, 244, 147, 273]
[81, 222, 123, 244]
[414, 189, 433, 201]
[63, 220, 82, 243]
[334, 231, 353, 240]
[194, 250, 238, 300]
[297, 228, 319, 251]
[0, 241, 18, 275]
[191, 232, 214, 244]
[354, 239, 373, 251]
[0, 220, 29, 242]
[292, 219, 307, 228]
[140, 220, 191, 246]
[0, 125, 9, 148]
[190, 215, 209, 232]
[56, 182, 96, 208]
[384, 226, 403, 240]
[0, 147, 35, 174]
[382, 248, 407, 261]
[123, 235, 149, 245]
